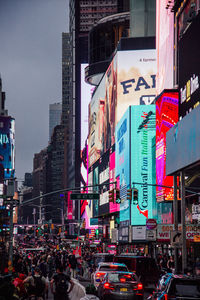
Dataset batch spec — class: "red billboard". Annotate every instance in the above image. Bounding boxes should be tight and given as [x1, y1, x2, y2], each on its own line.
[156, 90, 179, 201]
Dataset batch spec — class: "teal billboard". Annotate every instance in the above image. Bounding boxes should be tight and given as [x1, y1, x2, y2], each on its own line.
[115, 108, 131, 222]
[131, 105, 156, 225]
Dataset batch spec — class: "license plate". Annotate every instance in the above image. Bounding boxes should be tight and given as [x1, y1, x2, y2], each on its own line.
[120, 288, 127, 292]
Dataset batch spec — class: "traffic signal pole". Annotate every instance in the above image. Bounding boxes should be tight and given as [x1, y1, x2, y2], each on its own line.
[8, 197, 14, 269]
[173, 174, 178, 273]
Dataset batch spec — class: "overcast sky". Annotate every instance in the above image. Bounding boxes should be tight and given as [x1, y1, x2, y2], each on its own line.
[0, 0, 68, 181]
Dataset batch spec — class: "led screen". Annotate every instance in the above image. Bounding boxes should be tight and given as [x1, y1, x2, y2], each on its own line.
[116, 50, 156, 123]
[115, 108, 131, 222]
[131, 105, 156, 225]
[99, 150, 110, 216]
[88, 50, 156, 168]
[109, 145, 120, 213]
[156, 0, 174, 94]
[156, 91, 179, 201]
[0, 116, 15, 180]
[178, 13, 200, 118]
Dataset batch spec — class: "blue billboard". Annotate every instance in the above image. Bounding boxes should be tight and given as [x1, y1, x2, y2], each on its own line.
[131, 105, 156, 225]
[115, 107, 131, 222]
[0, 116, 15, 180]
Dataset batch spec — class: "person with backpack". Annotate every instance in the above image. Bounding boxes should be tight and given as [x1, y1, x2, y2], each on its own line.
[50, 265, 74, 300]
[23, 266, 47, 299]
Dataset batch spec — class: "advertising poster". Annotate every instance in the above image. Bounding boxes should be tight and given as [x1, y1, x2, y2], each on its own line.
[156, 91, 179, 201]
[178, 13, 200, 118]
[131, 105, 156, 225]
[88, 76, 106, 167]
[99, 150, 110, 215]
[81, 64, 94, 184]
[156, 0, 174, 94]
[92, 163, 99, 218]
[115, 108, 131, 222]
[0, 116, 15, 180]
[109, 144, 120, 213]
[116, 50, 156, 123]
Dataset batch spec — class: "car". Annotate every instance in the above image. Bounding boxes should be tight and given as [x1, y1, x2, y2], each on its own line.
[97, 271, 144, 300]
[92, 262, 129, 289]
[148, 275, 200, 299]
[114, 254, 160, 289]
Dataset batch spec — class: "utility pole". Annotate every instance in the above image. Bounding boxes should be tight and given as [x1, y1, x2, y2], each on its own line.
[180, 171, 187, 273]
[173, 174, 178, 273]
[33, 208, 36, 239]
[8, 197, 14, 269]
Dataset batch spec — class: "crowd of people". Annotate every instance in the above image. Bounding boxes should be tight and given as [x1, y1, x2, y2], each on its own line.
[0, 241, 102, 300]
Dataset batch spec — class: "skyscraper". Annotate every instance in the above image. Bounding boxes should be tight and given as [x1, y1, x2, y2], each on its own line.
[49, 102, 62, 141]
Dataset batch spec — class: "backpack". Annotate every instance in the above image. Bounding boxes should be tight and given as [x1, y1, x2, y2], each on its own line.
[56, 273, 68, 295]
[32, 275, 45, 296]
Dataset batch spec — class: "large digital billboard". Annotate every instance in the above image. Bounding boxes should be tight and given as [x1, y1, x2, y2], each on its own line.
[116, 108, 131, 222]
[178, 13, 200, 118]
[156, 90, 179, 201]
[156, 0, 174, 94]
[88, 50, 156, 168]
[116, 49, 156, 123]
[109, 145, 120, 214]
[0, 116, 15, 180]
[131, 105, 156, 225]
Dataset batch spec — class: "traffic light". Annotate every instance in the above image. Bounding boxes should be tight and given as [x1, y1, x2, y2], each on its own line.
[133, 188, 138, 204]
[109, 189, 114, 202]
[115, 189, 121, 204]
[127, 188, 132, 201]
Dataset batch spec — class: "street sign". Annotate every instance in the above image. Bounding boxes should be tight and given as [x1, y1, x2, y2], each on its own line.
[171, 230, 182, 247]
[146, 219, 157, 230]
[70, 193, 99, 200]
[146, 229, 156, 241]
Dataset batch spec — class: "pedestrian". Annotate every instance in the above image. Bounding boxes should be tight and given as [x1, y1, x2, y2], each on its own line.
[167, 256, 175, 273]
[50, 265, 74, 300]
[23, 266, 47, 299]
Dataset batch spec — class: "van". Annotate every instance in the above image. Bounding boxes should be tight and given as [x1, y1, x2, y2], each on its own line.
[113, 254, 159, 289]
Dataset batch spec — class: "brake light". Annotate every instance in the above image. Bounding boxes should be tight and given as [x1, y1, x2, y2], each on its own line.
[134, 283, 143, 290]
[164, 294, 168, 300]
[120, 278, 126, 283]
[96, 272, 105, 277]
[104, 282, 114, 290]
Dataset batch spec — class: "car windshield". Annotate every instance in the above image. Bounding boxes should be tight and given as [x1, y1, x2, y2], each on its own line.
[108, 273, 137, 283]
[99, 265, 128, 272]
[169, 279, 200, 297]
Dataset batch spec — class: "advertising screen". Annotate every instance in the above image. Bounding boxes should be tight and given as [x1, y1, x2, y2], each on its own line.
[109, 144, 120, 213]
[156, 91, 179, 201]
[179, 13, 200, 118]
[115, 108, 131, 222]
[131, 105, 156, 225]
[0, 116, 15, 180]
[88, 76, 106, 167]
[88, 50, 156, 168]
[116, 49, 156, 123]
[99, 150, 110, 216]
[156, 0, 174, 94]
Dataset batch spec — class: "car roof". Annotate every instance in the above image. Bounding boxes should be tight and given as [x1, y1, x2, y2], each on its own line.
[98, 262, 127, 267]
[107, 271, 136, 275]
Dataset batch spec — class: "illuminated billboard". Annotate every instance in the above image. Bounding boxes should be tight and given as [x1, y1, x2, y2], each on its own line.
[99, 150, 110, 216]
[88, 76, 106, 167]
[156, 90, 179, 201]
[131, 105, 156, 226]
[109, 145, 120, 213]
[178, 13, 200, 118]
[116, 108, 131, 222]
[116, 49, 156, 123]
[156, 0, 174, 94]
[88, 50, 156, 167]
[0, 116, 15, 180]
